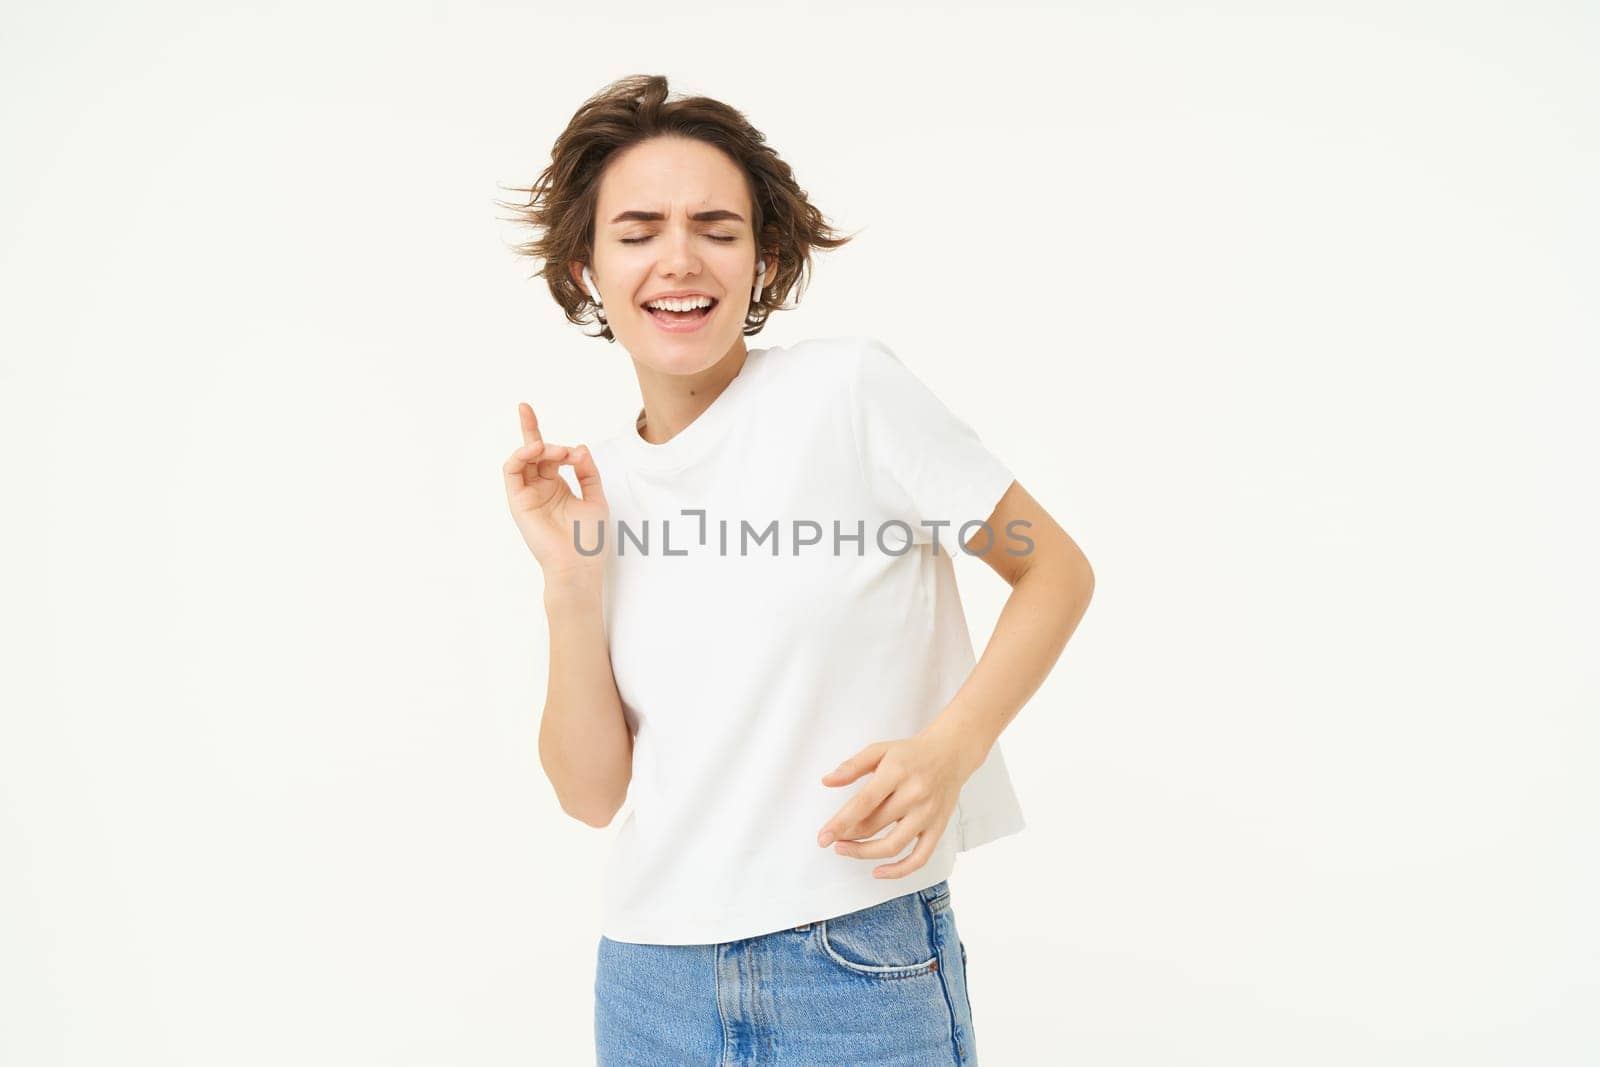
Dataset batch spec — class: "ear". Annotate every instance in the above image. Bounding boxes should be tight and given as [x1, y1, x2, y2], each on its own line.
[568, 260, 589, 292]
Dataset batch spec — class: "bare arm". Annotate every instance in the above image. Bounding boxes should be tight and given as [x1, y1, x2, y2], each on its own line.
[503, 401, 633, 828]
[538, 574, 632, 827]
[926, 479, 1095, 772]
[814, 478, 1095, 878]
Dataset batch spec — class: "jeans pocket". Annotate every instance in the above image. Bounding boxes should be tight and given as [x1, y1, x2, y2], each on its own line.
[818, 891, 940, 979]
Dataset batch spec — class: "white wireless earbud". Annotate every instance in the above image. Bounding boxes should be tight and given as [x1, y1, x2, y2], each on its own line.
[581, 265, 608, 325]
[753, 259, 767, 304]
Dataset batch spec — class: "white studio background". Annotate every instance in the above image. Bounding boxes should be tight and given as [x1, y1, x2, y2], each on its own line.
[2, 3, 1595, 1065]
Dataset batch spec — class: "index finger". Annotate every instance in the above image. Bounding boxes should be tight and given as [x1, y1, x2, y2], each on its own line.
[518, 402, 543, 447]
[819, 778, 894, 846]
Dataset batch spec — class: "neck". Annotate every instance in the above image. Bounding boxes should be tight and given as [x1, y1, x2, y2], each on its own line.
[632, 339, 749, 445]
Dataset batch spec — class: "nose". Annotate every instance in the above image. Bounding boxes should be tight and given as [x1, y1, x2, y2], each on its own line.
[656, 225, 702, 278]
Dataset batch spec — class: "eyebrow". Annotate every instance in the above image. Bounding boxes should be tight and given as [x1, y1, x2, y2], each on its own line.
[608, 209, 745, 225]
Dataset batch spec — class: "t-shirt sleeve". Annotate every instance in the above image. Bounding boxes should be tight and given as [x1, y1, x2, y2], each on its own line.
[847, 336, 1016, 548]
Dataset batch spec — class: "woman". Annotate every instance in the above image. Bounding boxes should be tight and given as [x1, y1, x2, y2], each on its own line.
[500, 75, 1094, 1065]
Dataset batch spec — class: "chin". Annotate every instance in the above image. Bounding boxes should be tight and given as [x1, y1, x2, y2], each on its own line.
[620, 320, 740, 374]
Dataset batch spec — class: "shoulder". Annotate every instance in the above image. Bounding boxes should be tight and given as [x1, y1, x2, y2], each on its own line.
[773, 334, 892, 367]
[764, 334, 902, 397]
[763, 336, 939, 428]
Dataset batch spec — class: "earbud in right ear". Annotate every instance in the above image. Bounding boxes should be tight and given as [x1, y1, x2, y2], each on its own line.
[581, 265, 603, 307]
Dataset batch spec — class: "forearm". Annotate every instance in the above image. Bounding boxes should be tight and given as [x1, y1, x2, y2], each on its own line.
[923, 556, 1095, 777]
[538, 576, 633, 826]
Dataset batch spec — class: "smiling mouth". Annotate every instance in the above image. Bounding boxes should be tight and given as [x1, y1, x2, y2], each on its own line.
[643, 298, 718, 324]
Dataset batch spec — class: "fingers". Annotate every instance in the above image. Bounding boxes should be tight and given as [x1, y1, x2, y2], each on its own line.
[820, 741, 889, 787]
[832, 815, 918, 860]
[868, 828, 940, 879]
[504, 439, 597, 494]
[569, 444, 608, 508]
[817, 776, 894, 847]
[502, 440, 566, 496]
[504, 440, 552, 474]
[534, 443, 572, 482]
[503, 442, 541, 496]
[518, 402, 543, 447]
[833, 792, 902, 844]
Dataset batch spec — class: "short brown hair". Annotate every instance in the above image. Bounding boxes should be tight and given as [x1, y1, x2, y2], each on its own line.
[498, 74, 857, 342]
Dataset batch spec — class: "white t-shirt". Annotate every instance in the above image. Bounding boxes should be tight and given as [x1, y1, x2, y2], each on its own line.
[582, 334, 1026, 945]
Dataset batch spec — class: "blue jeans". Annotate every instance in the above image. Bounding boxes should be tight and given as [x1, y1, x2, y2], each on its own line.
[594, 879, 978, 1065]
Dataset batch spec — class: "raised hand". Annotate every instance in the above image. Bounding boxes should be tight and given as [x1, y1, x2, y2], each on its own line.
[503, 402, 609, 583]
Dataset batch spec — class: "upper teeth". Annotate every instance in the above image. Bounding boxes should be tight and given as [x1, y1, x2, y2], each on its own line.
[646, 296, 713, 311]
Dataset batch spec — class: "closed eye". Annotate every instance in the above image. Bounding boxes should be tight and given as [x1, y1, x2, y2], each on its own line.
[621, 235, 738, 244]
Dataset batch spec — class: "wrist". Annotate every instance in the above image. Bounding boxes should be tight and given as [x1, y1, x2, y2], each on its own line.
[542, 566, 603, 606]
[922, 714, 993, 782]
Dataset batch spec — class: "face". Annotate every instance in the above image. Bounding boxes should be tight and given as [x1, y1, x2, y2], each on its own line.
[574, 136, 769, 375]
